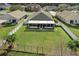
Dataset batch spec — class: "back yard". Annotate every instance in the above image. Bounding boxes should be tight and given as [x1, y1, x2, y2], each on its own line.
[8, 26, 73, 56]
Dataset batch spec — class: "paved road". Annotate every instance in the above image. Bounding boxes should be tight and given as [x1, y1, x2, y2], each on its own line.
[57, 21, 78, 41]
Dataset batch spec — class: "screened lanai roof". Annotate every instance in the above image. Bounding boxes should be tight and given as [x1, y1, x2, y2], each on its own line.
[27, 20, 55, 24]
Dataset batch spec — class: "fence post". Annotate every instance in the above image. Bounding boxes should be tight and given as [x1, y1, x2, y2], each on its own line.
[24, 45, 25, 51]
[42, 47, 43, 55]
[37, 46, 38, 55]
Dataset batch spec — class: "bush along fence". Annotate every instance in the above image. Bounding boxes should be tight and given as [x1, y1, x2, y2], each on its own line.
[0, 34, 16, 56]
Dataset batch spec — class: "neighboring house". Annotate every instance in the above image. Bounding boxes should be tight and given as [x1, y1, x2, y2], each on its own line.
[0, 3, 11, 10]
[25, 4, 41, 12]
[0, 14, 16, 25]
[24, 10, 55, 29]
[43, 6, 58, 11]
[56, 10, 79, 25]
[0, 10, 27, 24]
[49, 11, 56, 16]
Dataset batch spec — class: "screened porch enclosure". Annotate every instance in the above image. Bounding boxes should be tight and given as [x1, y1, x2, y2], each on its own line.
[27, 24, 55, 29]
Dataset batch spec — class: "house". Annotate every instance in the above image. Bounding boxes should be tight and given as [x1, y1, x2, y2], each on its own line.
[25, 4, 41, 12]
[0, 10, 27, 24]
[0, 3, 11, 10]
[8, 10, 27, 22]
[0, 14, 16, 25]
[56, 10, 79, 25]
[24, 10, 55, 29]
[43, 6, 58, 11]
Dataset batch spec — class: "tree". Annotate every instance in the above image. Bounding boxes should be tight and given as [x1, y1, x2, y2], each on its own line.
[7, 34, 16, 43]
[58, 4, 70, 11]
[67, 40, 77, 51]
[9, 5, 24, 11]
[67, 40, 79, 55]
[74, 40, 79, 47]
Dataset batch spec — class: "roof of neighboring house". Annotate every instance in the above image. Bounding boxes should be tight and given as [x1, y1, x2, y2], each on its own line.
[26, 4, 41, 7]
[0, 14, 15, 24]
[0, 14, 15, 20]
[0, 10, 27, 24]
[56, 10, 78, 20]
[29, 10, 53, 21]
[8, 10, 27, 20]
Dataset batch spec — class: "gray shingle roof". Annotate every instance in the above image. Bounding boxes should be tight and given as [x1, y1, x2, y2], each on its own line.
[57, 10, 78, 20]
[8, 10, 27, 20]
[0, 14, 15, 20]
[0, 10, 27, 21]
[29, 10, 53, 21]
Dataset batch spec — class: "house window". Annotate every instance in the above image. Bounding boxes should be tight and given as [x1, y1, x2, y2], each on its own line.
[70, 20, 74, 24]
[12, 19, 16, 23]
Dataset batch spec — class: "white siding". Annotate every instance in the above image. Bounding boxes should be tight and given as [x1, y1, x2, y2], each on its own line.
[75, 16, 79, 24]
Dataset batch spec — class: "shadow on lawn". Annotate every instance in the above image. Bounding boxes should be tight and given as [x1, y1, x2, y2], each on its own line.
[0, 48, 45, 56]
[3, 24, 15, 27]
[7, 50, 45, 56]
[24, 29, 54, 32]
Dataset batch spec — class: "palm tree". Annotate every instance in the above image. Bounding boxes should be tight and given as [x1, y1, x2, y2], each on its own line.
[74, 40, 79, 47]
[67, 40, 78, 55]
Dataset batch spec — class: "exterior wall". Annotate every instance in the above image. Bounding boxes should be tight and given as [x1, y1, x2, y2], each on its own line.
[7, 18, 17, 23]
[65, 19, 70, 24]
[77, 20, 79, 24]
[75, 16, 79, 24]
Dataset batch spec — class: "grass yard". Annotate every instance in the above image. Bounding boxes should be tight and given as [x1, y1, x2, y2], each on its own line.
[0, 26, 15, 41]
[67, 25, 79, 38]
[15, 26, 71, 46]
[10, 26, 72, 56]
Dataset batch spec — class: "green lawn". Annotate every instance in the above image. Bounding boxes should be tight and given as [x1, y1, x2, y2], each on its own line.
[0, 26, 14, 41]
[67, 25, 79, 38]
[11, 26, 72, 55]
[15, 26, 71, 46]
